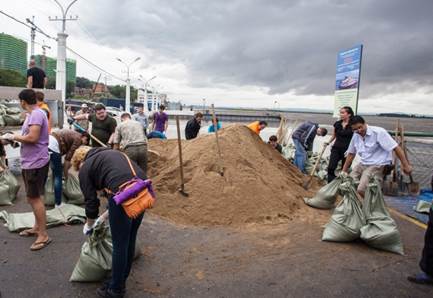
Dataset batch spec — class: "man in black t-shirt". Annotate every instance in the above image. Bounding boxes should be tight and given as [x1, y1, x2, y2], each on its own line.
[26, 60, 47, 89]
[73, 103, 117, 147]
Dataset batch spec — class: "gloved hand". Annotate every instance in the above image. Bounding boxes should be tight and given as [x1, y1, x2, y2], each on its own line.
[1, 133, 15, 141]
[67, 117, 76, 125]
[83, 222, 94, 235]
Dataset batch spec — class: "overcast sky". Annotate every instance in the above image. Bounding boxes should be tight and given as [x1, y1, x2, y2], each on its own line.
[1, 0, 432, 114]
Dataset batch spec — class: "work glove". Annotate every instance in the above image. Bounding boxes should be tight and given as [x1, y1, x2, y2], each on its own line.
[0, 133, 15, 141]
[82, 215, 105, 235]
[67, 117, 76, 125]
[83, 222, 94, 235]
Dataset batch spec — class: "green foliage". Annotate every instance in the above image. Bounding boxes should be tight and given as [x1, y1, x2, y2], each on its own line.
[0, 68, 26, 87]
[108, 85, 137, 101]
[76, 76, 93, 89]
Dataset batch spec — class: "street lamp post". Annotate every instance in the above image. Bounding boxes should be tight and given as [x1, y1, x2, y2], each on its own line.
[49, 0, 79, 104]
[116, 57, 140, 113]
[140, 75, 156, 111]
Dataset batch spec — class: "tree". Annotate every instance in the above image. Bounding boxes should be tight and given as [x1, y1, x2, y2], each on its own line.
[0, 68, 26, 87]
[66, 81, 76, 98]
[107, 85, 138, 101]
[76, 76, 93, 89]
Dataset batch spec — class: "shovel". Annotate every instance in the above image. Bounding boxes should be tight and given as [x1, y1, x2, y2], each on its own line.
[400, 125, 420, 196]
[175, 116, 189, 197]
[302, 142, 328, 190]
[383, 121, 400, 196]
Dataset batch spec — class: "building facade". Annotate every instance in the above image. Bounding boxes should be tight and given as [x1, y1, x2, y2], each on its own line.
[0, 33, 27, 76]
[33, 55, 77, 83]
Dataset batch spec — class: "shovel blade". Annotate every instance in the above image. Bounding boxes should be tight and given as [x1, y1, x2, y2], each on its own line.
[408, 182, 420, 196]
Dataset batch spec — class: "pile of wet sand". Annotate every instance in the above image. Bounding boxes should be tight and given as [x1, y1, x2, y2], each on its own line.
[148, 124, 322, 226]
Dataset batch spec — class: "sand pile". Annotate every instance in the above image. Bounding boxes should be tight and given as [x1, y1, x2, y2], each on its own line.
[147, 124, 320, 226]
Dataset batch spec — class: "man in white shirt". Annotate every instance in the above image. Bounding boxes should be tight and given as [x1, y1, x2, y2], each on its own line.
[342, 115, 412, 197]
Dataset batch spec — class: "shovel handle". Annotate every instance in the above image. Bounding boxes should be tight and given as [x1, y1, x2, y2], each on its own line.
[307, 143, 328, 178]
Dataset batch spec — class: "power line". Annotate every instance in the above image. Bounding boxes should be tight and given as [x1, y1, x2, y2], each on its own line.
[66, 46, 125, 83]
[1, 9, 125, 84]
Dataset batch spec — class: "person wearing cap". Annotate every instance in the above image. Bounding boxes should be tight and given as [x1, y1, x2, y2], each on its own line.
[73, 103, 117, 147]
[113, 112, 148, 174]
[74, 103, 90, 132]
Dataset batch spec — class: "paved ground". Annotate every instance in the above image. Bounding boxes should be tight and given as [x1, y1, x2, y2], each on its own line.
[0, 178, 432, 298]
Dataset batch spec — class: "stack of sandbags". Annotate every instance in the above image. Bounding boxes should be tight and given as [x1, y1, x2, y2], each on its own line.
[322, 180, 366, 242]
[0, 104, 7, 127]
[63, 172, 85, 205]
[0, 105, 23, 126]
[0, 162, 20, 205]
[360, 177, 404, 255]
[304, 172, 349, 209]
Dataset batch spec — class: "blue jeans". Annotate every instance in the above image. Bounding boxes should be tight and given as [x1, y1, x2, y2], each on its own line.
[49, 151, 63, 205]
[108, 197, 144, 292]
[293, 138, 307, 173]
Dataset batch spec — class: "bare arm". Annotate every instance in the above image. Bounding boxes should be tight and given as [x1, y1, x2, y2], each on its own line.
[394, 146, 413, 174]
[27, 76, 33, 88]
[164, 119, 168, 132]
[342, 153, 355, 173]
[14, 125, 41, 144]
[328, 130, 336, 144]
[74, 113, 89, 121]
[63, 160, 71, 178]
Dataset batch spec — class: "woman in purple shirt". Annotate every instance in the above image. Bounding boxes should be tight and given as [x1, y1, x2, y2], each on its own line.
[2, 89, 51, 251]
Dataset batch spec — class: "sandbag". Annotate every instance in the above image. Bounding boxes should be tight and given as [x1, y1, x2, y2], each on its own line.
[63, 173, 84, 205]
[6, 107, 21, 115]
[0, 165, 20, 205]
[3, 114, 23, 126]
[0, 203, 86, 232]
[304, 172, 348, 209]
[0, 115, 5, 127]
[44, 171, 66, 206]
[360, 177, 404, 255]
[322, 180, 366, 242]
[70, 221, 113, 282]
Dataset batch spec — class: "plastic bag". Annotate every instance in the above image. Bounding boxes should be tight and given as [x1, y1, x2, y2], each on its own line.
[63, 173, 84, 205]
[70, 221, 113, 282]
[322, 180, 366, 242]
[360, 177, 404, 255]
[0, 164, 20, 205]
[413, 190, 433, 214]
[304, 172, 348, 209]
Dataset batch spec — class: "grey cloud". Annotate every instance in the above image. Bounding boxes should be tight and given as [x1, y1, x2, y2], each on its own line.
[79, 0, 433, 97]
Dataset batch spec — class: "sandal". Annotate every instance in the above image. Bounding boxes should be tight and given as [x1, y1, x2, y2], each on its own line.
[19, 229, 38, 237]
[30, 238, 52, 251]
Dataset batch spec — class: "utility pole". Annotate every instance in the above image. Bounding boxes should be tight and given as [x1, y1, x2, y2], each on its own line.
[49, 0, 79, 103]
[116, 57, 140, 113]
[26, 16, 36, 59]
[41, 40, 51, 71]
